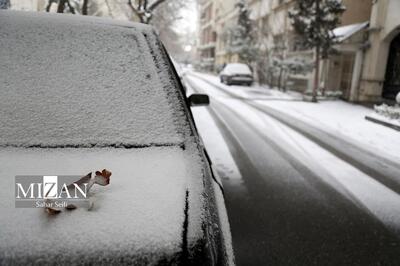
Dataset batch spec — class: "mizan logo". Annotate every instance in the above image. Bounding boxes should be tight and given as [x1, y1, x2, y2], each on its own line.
[15, 175, 89, 208]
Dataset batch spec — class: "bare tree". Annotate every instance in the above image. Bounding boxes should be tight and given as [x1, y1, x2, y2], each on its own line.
[127, 0, 167, 24]
[150, 0, 190, 58]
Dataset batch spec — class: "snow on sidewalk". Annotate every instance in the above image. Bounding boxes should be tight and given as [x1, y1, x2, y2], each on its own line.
[188, 71, 399, 163]
[257, 100, 400, 162]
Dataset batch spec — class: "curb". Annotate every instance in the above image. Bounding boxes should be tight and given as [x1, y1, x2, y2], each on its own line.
[365, 115, 400, 132]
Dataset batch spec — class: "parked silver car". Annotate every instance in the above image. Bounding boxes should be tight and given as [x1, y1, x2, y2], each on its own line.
[219, 63, 253, 86]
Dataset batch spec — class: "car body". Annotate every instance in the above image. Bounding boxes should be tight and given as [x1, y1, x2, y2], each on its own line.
[170, 57, 184, 79]
[219, 63, 253, 86]
[0, 11, 233, 265]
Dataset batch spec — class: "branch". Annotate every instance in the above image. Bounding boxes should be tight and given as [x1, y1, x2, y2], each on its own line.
[127, 0, 144, 22]
[148, 0, 167, 11]
[66, 0, 76, 14]
[104, 0, 114, 18]
[45, 0, 54, 12]
[57, 0, 66, 13]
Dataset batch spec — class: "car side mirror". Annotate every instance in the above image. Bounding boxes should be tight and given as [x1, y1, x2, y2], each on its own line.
[188, 94, 209, 106]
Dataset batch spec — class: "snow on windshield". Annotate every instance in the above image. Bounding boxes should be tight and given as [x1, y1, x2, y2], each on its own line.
[0, 11, 189, 148]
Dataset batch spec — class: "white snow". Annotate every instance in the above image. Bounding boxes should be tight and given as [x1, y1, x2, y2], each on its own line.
[188, 72, 399, 162]
[257, 100, 400, 162]
[0, 11, 189, 147]
[192, 72, 302, 100]
[0, 147, 204, 264]
[186, 71, 400, 237]
[190, 105, 243, 184]
[332, 21, 369, 42]
[220, 63, 252, 75]
[202, 88, 400, 234]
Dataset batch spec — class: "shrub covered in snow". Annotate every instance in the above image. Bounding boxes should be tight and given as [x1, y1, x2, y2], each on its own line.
[374, 104, 400, 121]
[324, 90, 343, 97]
[303, 89, 342, 100]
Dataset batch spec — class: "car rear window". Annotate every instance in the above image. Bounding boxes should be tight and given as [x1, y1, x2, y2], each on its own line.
[225, 63, 251, 74]
[0, 12, 189, 148]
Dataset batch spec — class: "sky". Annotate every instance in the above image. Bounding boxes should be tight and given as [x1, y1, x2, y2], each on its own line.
[174, 0, 198, 35]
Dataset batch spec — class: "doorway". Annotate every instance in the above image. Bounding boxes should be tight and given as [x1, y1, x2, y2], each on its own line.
[383, 34, 400, 99]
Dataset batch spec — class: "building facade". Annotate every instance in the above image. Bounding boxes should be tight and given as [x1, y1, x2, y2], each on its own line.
[198, 0, 217, 70]
[198, 0, 400, 102]
[358, 0, 400, 101]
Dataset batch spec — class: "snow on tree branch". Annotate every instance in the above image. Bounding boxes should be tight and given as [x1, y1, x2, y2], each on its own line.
[289, 0, 345, 102]
[223, 0, 258, 64]
[127, 0, 167, 24]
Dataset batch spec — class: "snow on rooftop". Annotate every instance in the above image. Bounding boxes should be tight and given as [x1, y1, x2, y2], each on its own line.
[0, 11, 190, 148]
[333, 21, 369, 42]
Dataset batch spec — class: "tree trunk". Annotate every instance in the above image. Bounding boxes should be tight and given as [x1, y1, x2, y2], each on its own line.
[82, 0, 88, 15]
[312, 0, 320, 103]
[66, 0, 75, 14]
[282, 69, 287, 92]
[45, 0, 53, 12]
[313, 45, 320, 102]
[278, 67, 283, 90]
[57, 0, 66, 13]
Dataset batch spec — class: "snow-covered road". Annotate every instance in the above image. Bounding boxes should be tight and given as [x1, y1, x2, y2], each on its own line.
[183, 72, 400, 265]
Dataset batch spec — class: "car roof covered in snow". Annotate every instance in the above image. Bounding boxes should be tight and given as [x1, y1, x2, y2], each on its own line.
[0, 10, 190, 148]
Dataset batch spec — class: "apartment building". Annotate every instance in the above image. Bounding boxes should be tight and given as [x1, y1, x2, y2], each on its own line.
[359, 0, 400, 101]
[198, 0, 400, 102]
[198, 0, 217, 70]
[312, 0, 400, 102]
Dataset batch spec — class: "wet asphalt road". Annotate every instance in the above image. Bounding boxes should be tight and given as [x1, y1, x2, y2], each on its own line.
[184, 74, 400, 266]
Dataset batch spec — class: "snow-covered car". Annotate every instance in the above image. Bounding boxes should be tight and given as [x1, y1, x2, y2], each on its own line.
[219, 63, 253, 86]
[0, 11, 233, 265]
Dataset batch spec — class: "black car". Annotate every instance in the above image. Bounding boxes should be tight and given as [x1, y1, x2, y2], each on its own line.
[0, 11, 233, 265]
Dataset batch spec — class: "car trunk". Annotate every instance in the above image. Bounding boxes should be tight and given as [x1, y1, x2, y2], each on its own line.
[0, 146, 205, 265]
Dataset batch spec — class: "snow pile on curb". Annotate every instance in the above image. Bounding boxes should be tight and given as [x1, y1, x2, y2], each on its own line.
[374, 103, 400, 120]
[258, 100, 400, 161]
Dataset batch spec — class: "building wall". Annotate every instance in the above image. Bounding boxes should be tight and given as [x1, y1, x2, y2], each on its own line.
[198, 0, 217, 70]
[10, 0, 46, 11]
[341, 0, 372, 25]
[359, 0, 400, 101]
[197, 0, 396, 102]
[214, 0, 237, 66]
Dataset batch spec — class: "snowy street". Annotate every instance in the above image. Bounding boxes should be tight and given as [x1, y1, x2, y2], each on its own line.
[184, 71, 400, 265]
